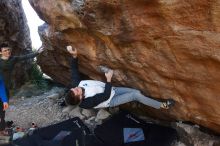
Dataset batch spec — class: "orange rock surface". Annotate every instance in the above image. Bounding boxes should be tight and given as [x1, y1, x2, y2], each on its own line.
[29, 0, 220, 133]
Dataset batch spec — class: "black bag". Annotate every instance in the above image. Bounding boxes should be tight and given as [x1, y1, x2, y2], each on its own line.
[94, 111, 178, 146]
[33, 117, 90, 139]
[11, 117, 103, 146]
[62, 132, 104, 146]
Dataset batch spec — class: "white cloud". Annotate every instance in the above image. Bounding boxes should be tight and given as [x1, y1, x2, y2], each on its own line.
[22, 0, 44, 48]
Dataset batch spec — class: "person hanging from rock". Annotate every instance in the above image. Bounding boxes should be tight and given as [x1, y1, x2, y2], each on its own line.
[0, 43, 44, 136]
[65, 45, 175, 109]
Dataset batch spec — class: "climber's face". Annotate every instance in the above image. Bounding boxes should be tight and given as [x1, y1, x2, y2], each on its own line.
[71, 87, 83, 98]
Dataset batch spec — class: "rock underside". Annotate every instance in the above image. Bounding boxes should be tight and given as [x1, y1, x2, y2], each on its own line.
[26, 0, 220, 133]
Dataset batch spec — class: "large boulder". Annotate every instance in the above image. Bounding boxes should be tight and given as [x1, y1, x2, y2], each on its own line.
[29, 0, 220, 133]
[0, 0, 33, 88]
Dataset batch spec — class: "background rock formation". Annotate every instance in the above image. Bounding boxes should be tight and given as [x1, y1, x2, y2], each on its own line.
[0, 0, 33, 88]
[29, 0, 220, 133]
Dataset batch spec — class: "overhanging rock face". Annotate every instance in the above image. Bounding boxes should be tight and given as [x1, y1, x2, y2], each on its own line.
[0, 0, 33, 88]
[29, 0, 220, 133]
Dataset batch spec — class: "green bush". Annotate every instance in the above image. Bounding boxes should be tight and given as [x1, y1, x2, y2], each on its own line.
[29, 63, 49, 90]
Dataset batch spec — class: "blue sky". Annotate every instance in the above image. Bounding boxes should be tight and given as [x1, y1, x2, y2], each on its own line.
[22, 0, 44, 48]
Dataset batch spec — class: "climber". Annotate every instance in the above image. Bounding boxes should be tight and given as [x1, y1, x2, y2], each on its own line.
[65, 46, 175, 109]
[0, 43, 44, 135]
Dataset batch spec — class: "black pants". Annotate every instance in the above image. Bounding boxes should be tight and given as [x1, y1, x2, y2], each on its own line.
[0, 101, 5, 131]
[0, 101, 6, 131]
[0, 88, 9, 131]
